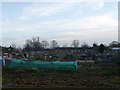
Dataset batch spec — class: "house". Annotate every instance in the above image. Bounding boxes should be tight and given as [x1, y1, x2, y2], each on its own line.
[110, 47, 120, 52]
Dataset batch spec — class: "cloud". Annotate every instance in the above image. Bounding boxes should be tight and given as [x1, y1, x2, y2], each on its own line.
[2, 0, 118, 2]
[3, 13, 117, 34]
[29, 13, 117, 33]
[2, 2, 118, 47]
[88, 2, 104, 10]
[19, 2, 75, 20]
[2, 37, 26, 47]
[18, 1, 106, 20]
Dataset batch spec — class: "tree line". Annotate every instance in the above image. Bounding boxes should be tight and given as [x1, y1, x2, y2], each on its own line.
[1, 36, 120, 54]
[23, 37, 91, 51]
[22, 37, 120, 52]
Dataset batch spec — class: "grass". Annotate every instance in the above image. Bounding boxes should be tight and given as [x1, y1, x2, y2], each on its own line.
[2, 61, 120, 88]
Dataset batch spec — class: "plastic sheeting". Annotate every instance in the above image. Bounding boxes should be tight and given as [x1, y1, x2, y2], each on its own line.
[6, 59, 77, 71]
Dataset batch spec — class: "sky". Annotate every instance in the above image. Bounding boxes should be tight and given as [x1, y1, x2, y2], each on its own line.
[1, 0, 119, 48]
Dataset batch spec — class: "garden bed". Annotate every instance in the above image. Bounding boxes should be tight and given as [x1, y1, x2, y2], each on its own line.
[2, 61, 120, 88]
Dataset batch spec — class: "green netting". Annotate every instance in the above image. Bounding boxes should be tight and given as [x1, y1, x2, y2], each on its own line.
[6, 59, 77, 71]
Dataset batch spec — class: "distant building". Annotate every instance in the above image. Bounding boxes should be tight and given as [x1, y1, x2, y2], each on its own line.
[110, 47, 120, 52]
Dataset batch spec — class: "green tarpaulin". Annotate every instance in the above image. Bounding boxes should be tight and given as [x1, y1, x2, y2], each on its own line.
[6, 59, 77, 71]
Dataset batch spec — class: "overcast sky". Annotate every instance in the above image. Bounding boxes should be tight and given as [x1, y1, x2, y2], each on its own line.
[1, 0, 118, 48]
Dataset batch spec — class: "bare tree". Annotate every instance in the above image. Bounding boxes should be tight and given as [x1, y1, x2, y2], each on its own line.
[62, 43, 68, 47]
[24, 37, 42, 51]
[81, 42, 89, 48]
[109, 41, 120, 47]
[24, 39, 33, 51]
[17, 45, 22, 50]
[41, 40, 49, 49]
[32, 37, 42, 51]
[71, 40, 79, 47]
[11, 43, 16, 49]
[50, 40, 59, 48]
